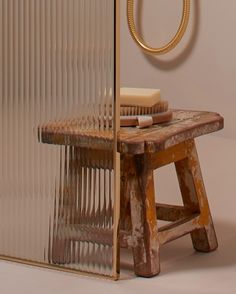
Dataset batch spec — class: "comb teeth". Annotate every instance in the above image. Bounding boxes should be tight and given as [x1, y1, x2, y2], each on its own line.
[120, 100, 169, 116]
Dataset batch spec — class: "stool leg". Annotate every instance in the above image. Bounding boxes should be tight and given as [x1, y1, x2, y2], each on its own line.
[51, 147, 79, 264]
[175, 140, 218, 252]
[125, 155, 160, 277]
[120, 156, 132, 232]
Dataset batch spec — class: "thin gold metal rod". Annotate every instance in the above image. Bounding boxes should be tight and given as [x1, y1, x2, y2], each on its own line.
[127, 0, 190, 55]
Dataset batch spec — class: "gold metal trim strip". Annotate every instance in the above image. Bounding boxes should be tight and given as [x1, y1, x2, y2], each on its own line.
[0, 255, 117, 281]
[112, 0, 121, 280]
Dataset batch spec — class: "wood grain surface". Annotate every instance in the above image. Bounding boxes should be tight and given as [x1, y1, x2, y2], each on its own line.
[40, 110, 223, 154]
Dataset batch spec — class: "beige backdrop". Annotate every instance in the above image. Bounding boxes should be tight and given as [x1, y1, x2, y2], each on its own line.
[120, 0, 236, 139]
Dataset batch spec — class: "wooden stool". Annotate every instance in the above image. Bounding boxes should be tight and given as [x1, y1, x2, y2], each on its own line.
[41, 110, 224, 277]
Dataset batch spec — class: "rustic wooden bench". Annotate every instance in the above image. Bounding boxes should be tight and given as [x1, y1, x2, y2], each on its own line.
[41, 110, 224, 277]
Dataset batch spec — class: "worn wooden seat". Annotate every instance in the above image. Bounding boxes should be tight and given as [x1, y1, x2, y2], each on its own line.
[41, 110, 224, 277]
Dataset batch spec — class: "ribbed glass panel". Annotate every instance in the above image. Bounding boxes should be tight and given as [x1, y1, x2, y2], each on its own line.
[0, 0, 119, 278]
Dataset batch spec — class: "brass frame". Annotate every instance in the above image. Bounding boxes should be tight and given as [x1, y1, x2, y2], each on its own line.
[127, 0, 190, 55]
[113, 0, 121, 280]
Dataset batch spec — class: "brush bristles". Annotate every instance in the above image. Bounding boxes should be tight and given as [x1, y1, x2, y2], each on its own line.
[120, 100, 169, 116]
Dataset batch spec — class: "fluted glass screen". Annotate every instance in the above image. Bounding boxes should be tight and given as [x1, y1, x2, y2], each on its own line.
[0, 0, 119, 278]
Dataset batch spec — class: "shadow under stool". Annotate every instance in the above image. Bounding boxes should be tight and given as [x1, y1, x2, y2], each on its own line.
[41, 110, 224, 277]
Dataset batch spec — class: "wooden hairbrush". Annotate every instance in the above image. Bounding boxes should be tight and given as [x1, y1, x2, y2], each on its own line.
[120, 101, 172, 127]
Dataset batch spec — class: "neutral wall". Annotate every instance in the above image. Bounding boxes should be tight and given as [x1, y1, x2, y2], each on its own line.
[120, 0, 236, 139]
